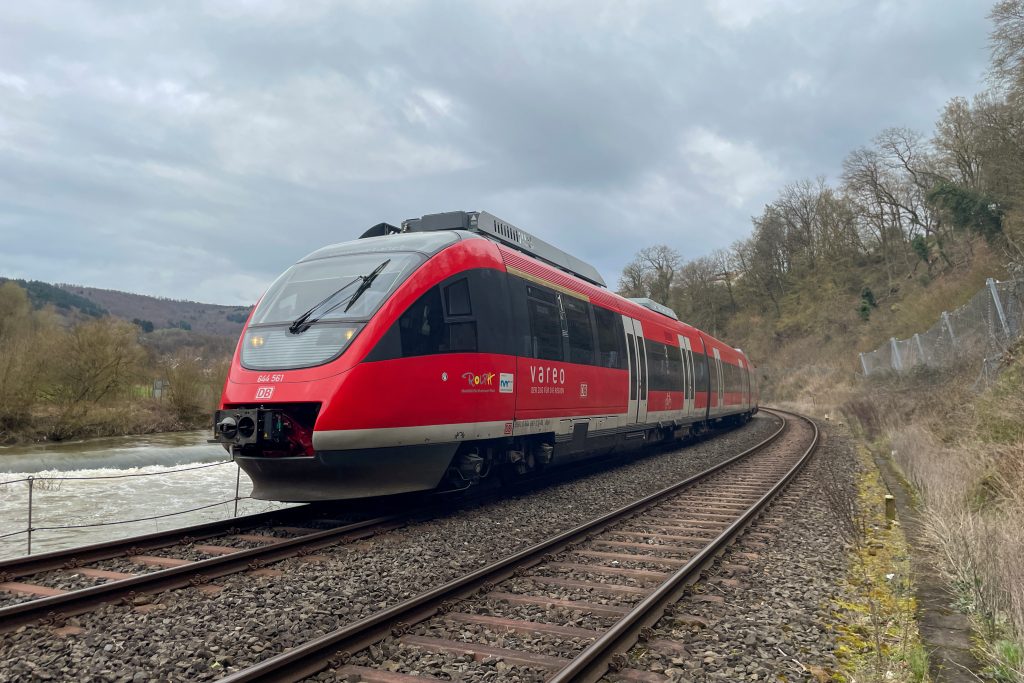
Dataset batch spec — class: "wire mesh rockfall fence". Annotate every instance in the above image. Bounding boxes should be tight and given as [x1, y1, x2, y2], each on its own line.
[859, 278, 1024, 381]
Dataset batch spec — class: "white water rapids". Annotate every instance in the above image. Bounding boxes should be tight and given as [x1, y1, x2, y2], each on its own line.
[0, 431, 295, 561]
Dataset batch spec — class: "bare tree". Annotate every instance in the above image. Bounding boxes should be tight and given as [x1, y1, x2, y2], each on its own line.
[990, 0, 1024, 93]
[618, 259, 651, 298]
[49, 319, 146, 405]
[934, 96, 984, 189]
[0, 283, 53, 427]
[618, 245, 681, 305]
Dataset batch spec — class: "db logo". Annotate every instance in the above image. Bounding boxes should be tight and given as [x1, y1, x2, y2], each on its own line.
[579, 382, 588, 398]
[255, 386, 275, 400]
[503, 422, 513, 435]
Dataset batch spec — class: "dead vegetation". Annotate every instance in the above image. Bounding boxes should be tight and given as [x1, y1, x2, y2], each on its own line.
[0, 281, 228, 445]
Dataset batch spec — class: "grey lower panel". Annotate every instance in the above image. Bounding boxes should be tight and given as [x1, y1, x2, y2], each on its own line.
[236, 443, 459, 502]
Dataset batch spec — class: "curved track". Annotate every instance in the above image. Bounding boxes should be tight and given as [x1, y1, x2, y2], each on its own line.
[215, 408, 816, 683]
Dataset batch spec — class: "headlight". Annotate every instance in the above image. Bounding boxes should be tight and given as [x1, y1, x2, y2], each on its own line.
[240, 324, 363, 370]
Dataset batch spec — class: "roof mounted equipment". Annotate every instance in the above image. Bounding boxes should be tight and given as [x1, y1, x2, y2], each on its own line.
[627, 297, 679, 321]
[396, 210, 607, 287]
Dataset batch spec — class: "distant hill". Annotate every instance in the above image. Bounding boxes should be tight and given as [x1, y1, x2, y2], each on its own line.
[0, 278, 108, 318]
[1, 277, 252, 338]
[55, 284, 252, 337]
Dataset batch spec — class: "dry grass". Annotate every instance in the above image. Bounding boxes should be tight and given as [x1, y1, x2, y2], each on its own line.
[837, 350, 1024, 682]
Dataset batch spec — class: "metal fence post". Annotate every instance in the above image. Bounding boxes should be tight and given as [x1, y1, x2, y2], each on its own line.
[27, 476, 34, 556]
[942, 311, 956, 347]
[988, 277, 1011, 341]
[859, 352, 869, 376]
[890, 337, 902, 371]
[233, 466, 241, 518]
[914, 333, 926, 366]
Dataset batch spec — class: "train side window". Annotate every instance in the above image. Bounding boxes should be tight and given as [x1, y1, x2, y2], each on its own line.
[645, 340, 667, 390]
[396, 282, 478, 356]
[667, 343, 684, 390]
[526, 284, 564, 362]
[441, 277, 476, 352]
[398, 286, 445, 356]
[594, 306, 626, 369]
[447, 321, 477, 352]
[638, 338, 648, 399]
[444, 278, 472, 316]
[563, 296, 596, 365]
[694, 351, 709, 392]
[366, 268, 519, 361]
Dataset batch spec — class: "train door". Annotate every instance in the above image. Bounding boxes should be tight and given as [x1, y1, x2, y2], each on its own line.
[739, 359, 748, 410]
[623, 316, 648, 425]
[712, 348, 724, 412]
[678, 335, 695, 418]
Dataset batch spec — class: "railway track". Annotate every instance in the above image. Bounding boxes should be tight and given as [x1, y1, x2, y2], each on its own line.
[0, 420, 753, 634]
[0, 505, 407, 631]
[214, 408, 816, 683]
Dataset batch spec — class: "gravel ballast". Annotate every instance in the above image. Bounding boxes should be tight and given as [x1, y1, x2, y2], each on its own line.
[0, 417, 781, 682]
[602, 422, 857, 682]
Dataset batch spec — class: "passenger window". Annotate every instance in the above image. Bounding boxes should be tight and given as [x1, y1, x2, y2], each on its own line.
[526, 287, 564, 362]
[563, 296, 596, 365]
[594, 306, 626, 369]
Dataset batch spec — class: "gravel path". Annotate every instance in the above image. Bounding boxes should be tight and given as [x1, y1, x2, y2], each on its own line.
[0, 416, 779, 682]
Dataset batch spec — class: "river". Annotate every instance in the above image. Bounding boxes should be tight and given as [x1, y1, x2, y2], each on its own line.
[0, 431, 294, 561]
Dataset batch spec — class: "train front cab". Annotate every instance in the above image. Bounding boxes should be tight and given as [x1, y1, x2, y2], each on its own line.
[215, 231, 519, 500]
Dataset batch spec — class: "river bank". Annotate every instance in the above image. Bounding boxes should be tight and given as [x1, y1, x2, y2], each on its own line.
[0, 401, 211, 449]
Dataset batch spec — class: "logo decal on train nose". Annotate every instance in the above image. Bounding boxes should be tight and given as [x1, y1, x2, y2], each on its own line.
[462, 372, 495, 387]
[255, 386, 275, 400]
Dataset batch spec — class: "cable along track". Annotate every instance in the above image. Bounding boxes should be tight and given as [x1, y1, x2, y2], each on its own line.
[219, 409, 817, 683]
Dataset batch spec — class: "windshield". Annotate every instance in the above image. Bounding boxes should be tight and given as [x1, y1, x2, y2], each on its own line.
[250, 251, 425, 326]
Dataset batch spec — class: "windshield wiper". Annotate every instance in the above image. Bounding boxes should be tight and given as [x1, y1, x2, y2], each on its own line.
[288, 259, 391, 334]
[343, 259, 391, 313]
[288, 277, 361, 335]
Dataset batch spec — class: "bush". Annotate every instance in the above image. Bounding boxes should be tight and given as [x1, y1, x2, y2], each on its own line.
[47, 318, 147, 405]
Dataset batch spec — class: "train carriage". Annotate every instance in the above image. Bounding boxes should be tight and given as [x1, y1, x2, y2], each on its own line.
[213, 211, 758, 501]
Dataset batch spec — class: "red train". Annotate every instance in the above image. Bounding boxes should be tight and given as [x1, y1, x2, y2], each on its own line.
[213, 211, 758, 501]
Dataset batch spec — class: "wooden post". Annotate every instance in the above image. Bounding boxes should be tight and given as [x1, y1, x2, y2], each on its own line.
[884, 494, 896, 527]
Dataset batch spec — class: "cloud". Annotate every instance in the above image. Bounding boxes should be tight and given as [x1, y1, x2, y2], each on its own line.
[208, 73, 477, 186]
[681, 127, 784, 209]
[0, 0, 992, 304]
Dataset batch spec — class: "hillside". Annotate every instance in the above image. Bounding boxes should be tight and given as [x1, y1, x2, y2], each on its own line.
[56, 284, 251, 337]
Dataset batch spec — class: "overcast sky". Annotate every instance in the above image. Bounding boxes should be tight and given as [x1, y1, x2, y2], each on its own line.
[0, 0, 992, 304]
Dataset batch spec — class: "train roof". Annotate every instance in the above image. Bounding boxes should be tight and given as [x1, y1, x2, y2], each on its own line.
[299, 230, 461, 262]
[383, 210, 607, 288]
